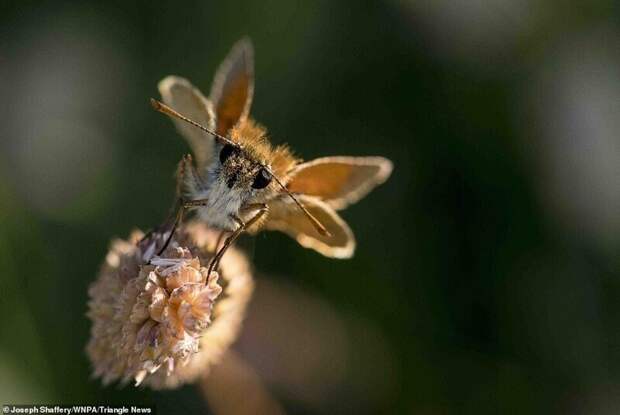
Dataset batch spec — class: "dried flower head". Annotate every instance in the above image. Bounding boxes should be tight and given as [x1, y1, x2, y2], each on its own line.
[86, 222, 254, 389]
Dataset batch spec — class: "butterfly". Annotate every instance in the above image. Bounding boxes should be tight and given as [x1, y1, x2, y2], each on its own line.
[150, 38, 392, 273]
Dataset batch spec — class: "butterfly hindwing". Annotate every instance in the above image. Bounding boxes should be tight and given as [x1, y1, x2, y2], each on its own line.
[158, 76, 216, 170]
[264, 194, 355, 258]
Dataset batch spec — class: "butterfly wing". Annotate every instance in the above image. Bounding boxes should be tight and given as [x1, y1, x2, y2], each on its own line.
[286, 156, 393, 210]
[264, 195, 355, 258]
[209, 38, 254, 136]
[158, 76, 216, 170]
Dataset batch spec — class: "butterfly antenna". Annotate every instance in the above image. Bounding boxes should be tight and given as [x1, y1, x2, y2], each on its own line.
[271, 174, 331, 237]
[150, 98, 238, 147]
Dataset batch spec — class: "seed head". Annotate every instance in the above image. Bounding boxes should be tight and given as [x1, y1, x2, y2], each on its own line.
[86, 222, 253, 389]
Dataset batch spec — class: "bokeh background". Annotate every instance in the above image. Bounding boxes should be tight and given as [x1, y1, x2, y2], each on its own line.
[2, 0, 620, 413]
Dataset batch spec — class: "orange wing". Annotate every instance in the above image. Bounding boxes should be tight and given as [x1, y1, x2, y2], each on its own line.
[209, 38, 254, 136]
[286, 156, 393, 210]
[263, 195, 355, 258]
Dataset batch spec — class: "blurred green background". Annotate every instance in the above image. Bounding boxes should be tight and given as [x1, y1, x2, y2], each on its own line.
[2, 0, 620, 413]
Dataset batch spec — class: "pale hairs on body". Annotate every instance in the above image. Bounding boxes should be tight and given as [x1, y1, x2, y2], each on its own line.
[149, 38, 392, 274]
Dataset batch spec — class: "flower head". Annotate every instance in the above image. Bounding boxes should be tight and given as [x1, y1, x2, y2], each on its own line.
[86, 222, 253, 389]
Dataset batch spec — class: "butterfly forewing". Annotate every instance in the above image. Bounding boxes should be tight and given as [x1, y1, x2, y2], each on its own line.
[209, 38, 255, 136]
[287, 156, 393, 210]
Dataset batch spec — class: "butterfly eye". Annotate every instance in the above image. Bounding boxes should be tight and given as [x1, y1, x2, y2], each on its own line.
[252, 168, 272, 189]
[219, 144, 237, 164]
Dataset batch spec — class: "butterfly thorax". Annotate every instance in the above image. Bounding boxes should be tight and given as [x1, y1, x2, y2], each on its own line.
[228, 119, 300, 180]
[193, 178, 243, 231]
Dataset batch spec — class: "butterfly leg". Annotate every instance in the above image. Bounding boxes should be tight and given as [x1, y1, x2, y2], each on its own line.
[150, 154, 210, 259]
[213, 231, 227, 253]
[207, 203, 268, 276]
[140, 198, 184, 263]
[154, 197, 209, 257]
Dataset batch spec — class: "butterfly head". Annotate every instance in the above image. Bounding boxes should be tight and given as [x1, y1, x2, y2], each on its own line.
[214, 141, 273, 193]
